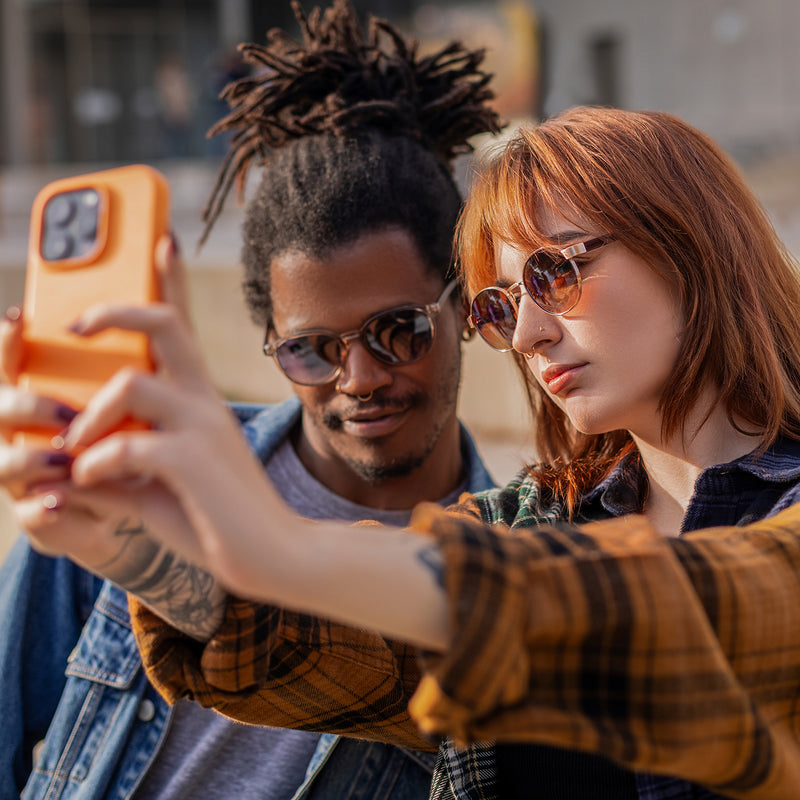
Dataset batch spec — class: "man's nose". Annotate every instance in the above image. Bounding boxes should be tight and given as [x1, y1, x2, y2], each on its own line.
[334, 340, 393, 396]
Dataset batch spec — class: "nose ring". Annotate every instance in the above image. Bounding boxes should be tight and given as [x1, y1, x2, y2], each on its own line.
[357, 390, 373, 402]
[538, 326, 544, 332]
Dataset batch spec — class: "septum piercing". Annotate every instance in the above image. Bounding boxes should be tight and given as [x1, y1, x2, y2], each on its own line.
[335, 382, 373, 402]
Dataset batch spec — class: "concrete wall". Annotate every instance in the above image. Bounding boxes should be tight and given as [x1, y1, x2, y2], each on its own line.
[535, 0, 800, 162]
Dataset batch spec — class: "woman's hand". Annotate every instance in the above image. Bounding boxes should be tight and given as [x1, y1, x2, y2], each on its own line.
[12, 237, 449, 651]
[32, 234, 294, 599]
[0, 238, 228, 639]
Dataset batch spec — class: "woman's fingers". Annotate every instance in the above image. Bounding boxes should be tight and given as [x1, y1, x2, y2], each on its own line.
[13, 485, 117, 562]
[0, 384, 78, 446]
[70, 302, 211, 392]
[70, 427, 198, 487]
[13, 481, 162, 575]
[62, 369, 190, 450]
[0, 385, 78, 429]
[0, 306, 24, 383]
[155, 232, 194, 330]
[0, 443, 72, 498]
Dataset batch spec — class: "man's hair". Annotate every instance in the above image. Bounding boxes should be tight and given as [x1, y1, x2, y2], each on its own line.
[201, 0, 501, 328]
[457, 105, 800, 509]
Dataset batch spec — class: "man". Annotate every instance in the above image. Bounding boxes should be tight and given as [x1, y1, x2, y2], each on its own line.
[0, 3, 500, 798]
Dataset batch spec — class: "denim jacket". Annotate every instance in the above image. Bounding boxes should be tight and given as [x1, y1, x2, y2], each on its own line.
[0, 398, 495, 800]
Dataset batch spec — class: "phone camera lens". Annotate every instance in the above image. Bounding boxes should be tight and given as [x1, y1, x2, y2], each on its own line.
[43, 232, 74, 260]
[41, 188, 101, 261]
[47, 195, 76, 227]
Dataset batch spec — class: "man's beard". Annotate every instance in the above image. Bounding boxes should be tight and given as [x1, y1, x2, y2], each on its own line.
[320, 380, 458, 485]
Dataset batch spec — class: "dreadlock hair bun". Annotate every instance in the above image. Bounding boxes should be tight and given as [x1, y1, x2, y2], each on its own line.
[201, 0, 501, 241]
[202, 0, 501, 331]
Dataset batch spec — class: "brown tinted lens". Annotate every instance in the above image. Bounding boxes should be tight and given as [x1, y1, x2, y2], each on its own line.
[364, 308, 433, 364]
[470, 289, 517, 350]
[274, 334, 342, 385]
[524, 251, 581, 313]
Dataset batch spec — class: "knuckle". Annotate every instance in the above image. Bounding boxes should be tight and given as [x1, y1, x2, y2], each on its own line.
[154, 303, 182, 332]
[112, 367, 151, 400]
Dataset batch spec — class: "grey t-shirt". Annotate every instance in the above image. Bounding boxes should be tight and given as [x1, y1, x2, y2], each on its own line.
[133, 436, 466, 799]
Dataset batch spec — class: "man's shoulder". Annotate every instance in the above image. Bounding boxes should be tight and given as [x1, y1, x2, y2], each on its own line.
[230, 397, 300, 426]
[231, 397, 302, 462]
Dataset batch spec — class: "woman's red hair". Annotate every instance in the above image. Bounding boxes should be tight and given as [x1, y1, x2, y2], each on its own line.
[457, 106, 800, 513]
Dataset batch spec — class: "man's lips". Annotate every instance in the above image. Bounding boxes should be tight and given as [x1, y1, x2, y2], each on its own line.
[340, 404, 410, 437]
[541, 363, 585, 395]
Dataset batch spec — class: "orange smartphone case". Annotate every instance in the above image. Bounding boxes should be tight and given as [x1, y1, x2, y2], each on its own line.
[15, 164, 170, 444]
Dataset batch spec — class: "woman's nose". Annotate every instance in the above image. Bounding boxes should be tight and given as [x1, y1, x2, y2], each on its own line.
[512, 294, 559, 356]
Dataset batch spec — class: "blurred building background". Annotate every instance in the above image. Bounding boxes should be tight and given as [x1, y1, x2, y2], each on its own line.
[3, 0, 800, 555]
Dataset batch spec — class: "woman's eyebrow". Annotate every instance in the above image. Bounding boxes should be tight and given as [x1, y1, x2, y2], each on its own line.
[545, 229, 592, 245]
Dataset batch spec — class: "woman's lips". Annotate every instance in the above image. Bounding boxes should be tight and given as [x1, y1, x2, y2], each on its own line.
[542, 363, 585, 396]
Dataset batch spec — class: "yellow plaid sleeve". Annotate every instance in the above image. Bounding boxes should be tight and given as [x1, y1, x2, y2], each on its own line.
[408, 500, 800, 800]
[130, 595, 436, 751]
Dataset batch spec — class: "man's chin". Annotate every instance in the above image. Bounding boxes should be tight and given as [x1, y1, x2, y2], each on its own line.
[346, 452, 427, 485]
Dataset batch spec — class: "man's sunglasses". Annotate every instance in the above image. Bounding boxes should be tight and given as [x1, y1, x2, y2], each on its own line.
[468, 236, 614, 351]
[263, 280, 457, 386]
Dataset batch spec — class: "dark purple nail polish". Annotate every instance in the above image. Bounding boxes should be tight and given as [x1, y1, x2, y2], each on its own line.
[45, 452, 73, 467]
[54, 403, 79, 424]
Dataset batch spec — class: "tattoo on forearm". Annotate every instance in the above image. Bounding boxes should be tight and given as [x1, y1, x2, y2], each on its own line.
[98, 517, 227, 641]
[417, 544, 445, 590]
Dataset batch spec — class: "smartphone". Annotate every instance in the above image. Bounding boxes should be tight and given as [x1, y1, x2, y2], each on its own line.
[14, 164, 170, 445]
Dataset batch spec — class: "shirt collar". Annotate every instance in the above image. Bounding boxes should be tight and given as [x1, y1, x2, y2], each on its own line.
[583, 436, 800, 517]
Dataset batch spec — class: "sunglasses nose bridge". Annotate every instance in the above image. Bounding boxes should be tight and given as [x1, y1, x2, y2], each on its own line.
[333, 330, 394, 396]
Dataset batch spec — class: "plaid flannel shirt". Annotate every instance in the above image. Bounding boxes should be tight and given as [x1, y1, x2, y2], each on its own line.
[131, 439, 800, 799]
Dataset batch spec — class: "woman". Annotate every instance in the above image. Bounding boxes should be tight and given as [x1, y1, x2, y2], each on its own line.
[12, 107, 800, 799]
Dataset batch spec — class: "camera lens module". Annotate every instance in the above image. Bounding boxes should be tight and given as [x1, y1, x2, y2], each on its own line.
[41, 188, 101, 262]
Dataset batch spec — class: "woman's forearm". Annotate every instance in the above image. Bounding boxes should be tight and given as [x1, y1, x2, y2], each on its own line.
[231, 515, 451, 652]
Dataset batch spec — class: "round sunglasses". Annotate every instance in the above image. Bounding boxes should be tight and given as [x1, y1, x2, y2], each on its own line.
[263, 280, 457, 386]
[468, 236, 614, 351]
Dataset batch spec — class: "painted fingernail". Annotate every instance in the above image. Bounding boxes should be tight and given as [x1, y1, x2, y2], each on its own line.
[42, 493, 63, 511]
[4, 305, 21, 322]
[54, 403, 79, 424]
[45, 452, 73, 467]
